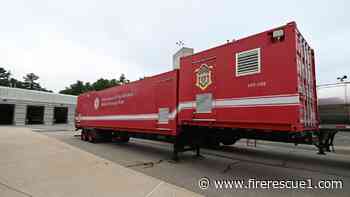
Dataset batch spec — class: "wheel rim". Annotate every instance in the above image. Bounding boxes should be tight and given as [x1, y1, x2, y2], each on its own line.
[88, 134, 92, 142]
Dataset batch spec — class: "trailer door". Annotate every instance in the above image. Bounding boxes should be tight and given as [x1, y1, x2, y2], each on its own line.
[192, 57, 217, 121]
[155, 73, 177, 133]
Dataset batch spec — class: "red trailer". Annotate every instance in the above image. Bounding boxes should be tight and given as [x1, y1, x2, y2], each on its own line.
[76, 22, 325, 160]
[76, 70, 179, 138]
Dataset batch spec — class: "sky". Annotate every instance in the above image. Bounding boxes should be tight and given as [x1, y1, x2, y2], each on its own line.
[0, 0, 349, 92]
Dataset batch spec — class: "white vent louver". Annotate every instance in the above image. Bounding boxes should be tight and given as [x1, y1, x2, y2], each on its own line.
[236, 48, 261, 76]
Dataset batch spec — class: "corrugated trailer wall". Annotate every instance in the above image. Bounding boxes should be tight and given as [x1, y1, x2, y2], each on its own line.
[77, 70, 179, 136]
[295, 28, 318, 129]
[178, 22, 318, 132]
[75, 22, 324, 159]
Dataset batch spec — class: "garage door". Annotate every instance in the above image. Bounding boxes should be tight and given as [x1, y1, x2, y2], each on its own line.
[26, 106, 44, 124]
[0, 104, 15, 125]
[54, 107, 68, 124]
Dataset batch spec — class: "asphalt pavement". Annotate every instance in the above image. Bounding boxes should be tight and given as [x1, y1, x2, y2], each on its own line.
[42, 130, 350, 197]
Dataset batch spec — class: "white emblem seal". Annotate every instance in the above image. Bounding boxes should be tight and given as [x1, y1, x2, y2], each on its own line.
[94, 97, 100, 110]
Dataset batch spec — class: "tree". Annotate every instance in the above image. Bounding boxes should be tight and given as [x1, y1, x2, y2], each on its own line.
[85, 82, 93, 91]
[59, 74, 130, 96]
[92, 78, 113, 91]
[9, 78, 25, 88]
[118, 73, 130, 84]
[23, 73, 41, 90]
[110, 79, 120, 86]
[0, 68, 51, 92]
[0, 67, 11, 87]
[59, 80, 88, 95]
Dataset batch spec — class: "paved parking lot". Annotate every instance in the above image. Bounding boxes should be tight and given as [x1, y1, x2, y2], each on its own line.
[0, 127, 201, 197]
[43, 130, 350, 197]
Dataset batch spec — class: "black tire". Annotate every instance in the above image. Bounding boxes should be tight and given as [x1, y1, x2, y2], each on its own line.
[81, 130, 88, 141]
[88, 131, 96, 143]
[80, 130, 84, 141]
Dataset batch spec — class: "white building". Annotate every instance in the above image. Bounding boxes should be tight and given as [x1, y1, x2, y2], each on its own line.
[0, 86, 77, 126]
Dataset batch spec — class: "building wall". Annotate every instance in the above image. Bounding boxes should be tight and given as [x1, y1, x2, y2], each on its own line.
[44, 105, 54, 125]
[0, 86, 76, 104]
[14, 103, 26, 126]
[0, 99, 76, 126]
[0, 86, 77, 126]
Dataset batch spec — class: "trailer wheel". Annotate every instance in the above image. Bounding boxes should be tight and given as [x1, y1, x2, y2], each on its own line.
[88, 131, 96, 143]
[80, 130, 84, 141]
[81, 130, 87, 141]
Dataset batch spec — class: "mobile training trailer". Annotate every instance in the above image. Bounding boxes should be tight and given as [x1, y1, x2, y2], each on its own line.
[76, 22, 329, 160]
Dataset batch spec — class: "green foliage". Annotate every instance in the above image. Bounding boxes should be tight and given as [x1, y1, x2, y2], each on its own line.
[59, 80, 89, 95]
[0, 67, 11, 86]
[9, 78, 25, 89]
[59, 74, 129, 96]
[92, 78, 114, 91]
[23, 73, 40, 90]
[0, 67, 51, 92]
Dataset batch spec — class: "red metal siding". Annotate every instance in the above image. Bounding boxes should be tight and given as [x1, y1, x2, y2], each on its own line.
[295, 27, 318, 129]
[76, 22, 318, 135]
[76, 70, 179, 136]
[178, 22, 318, 132]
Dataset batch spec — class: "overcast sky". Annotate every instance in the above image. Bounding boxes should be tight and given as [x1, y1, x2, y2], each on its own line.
[0, 0, 349, 92]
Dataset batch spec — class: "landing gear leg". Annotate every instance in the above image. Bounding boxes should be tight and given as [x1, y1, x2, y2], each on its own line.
[172, 147, 179, 161]
[327, 131, 337, 152]
[317, 131, 326, 155]
[196, 145, 200, 157]
[194, 145, 205, 159]
[318, 146, 326, 155]
[172, 137, 180, 162]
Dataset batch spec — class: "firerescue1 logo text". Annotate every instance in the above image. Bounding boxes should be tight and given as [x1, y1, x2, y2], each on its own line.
[195, 64, 213, 90]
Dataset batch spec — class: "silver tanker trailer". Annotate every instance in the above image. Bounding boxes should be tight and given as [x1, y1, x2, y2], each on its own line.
[317, 82, 349, 153]
[318, 82, 350, 130]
